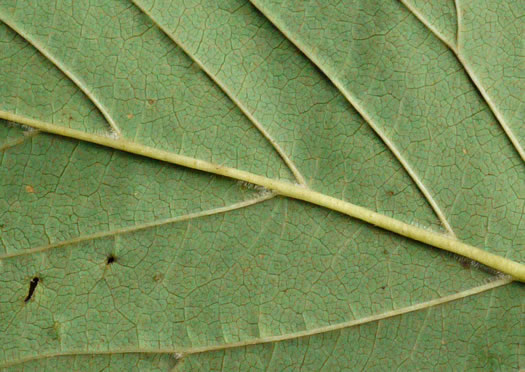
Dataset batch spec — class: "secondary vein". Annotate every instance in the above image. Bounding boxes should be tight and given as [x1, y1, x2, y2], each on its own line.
[248, 0, 457, 236]
[181, 276, 513, 356]
[0, 17, 123, 138]
[0, 192, 275, 260]
[130, 0, 308, 186]
[0, 277, 512, 368]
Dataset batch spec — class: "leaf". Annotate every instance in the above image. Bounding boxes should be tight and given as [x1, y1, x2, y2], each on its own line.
[1, 353, 179, 372]
[0, 0, 523, 370]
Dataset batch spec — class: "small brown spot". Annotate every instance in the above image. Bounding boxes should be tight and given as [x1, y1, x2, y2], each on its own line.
[147, 99, 155, 105]
[69, 115, 73, 120]
[380, 285, 386, 290]
[52, 321, 62, 341]
[460, 260, 471, 269]
[383, 249, 388, 255]
[154, 273, 164, 282]
[25, 185, 35, 193]
[386, 190, 394, 197]
[127, 113, 134, 119]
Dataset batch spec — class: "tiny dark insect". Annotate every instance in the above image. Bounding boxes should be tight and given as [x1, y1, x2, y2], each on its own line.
[24, 277, 39, 302]
[106, 255, 116, 265]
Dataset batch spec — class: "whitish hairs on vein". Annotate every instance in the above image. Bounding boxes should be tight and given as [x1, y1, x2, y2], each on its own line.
[447, 250, 505, 279]
[105, 128, 119, 140]
[5, 120, 36, 134]
[238, 180, 272, 195]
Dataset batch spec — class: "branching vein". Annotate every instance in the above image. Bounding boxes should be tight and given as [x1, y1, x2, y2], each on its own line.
[399, 0, 525, 162]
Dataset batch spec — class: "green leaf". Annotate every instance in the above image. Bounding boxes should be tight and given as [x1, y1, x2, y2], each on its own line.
[0, 0, 523, 370]
[1, 353, 179, 372]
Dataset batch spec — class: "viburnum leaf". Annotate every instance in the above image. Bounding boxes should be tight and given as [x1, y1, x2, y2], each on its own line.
[0, 0, 523, 370]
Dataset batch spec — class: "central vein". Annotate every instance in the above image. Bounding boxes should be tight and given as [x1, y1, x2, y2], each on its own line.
[1, 110, 524, 282]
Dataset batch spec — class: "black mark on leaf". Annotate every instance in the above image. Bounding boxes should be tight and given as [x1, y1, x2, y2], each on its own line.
[24, 277, 39, 302]
[106, 255, 116, 265]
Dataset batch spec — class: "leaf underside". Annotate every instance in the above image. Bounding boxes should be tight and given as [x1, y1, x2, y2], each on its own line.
[0, 0, 523, 370]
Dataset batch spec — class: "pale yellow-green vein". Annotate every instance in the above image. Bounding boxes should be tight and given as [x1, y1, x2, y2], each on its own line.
[1, 111, 524, 282]
[0, 276, 513, 369]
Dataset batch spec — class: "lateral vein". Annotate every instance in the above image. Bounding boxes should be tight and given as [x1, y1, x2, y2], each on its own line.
[248, 0, 457, 236]
[0, 277, 512, 368]
[0, 192, 275, 260]
[182, 276, 513, 355]
[130, 0, 308, 186]
[0, 17, 122, 137]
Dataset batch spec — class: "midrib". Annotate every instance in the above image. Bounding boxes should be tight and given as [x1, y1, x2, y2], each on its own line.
[1, 110, 524, 281]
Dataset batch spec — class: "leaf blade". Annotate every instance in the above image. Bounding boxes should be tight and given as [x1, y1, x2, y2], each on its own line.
[0, 0, 523, 369]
